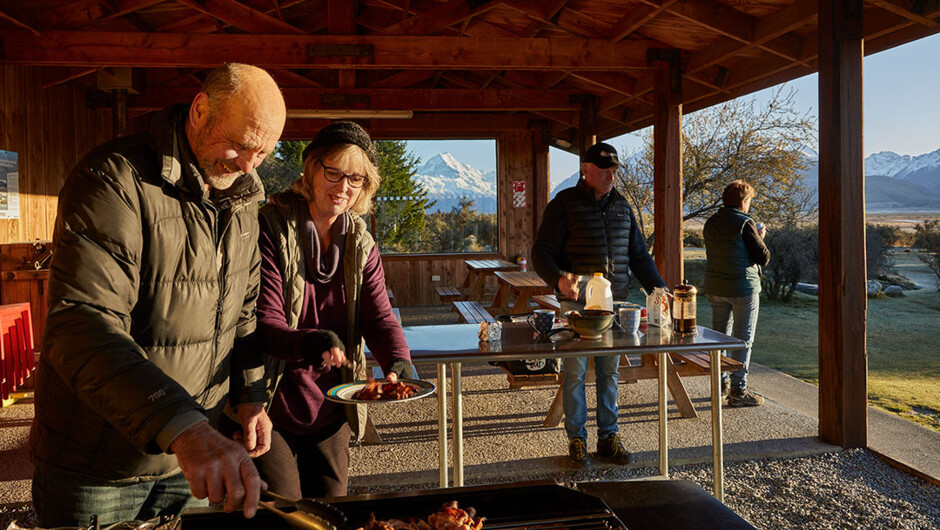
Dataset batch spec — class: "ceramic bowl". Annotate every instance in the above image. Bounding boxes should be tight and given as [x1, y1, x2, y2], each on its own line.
[564, 309, 615, 339]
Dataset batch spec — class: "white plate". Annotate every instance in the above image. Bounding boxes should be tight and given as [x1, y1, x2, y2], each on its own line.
[324, 379, 436, 405]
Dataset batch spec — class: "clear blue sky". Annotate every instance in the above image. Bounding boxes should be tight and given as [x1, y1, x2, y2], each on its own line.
[407, 33, 940, 189]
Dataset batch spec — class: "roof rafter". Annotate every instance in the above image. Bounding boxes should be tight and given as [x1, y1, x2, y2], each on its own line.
[172, 0, 306, 34]
[39, 0, 162, 31]
[89, 87, 584, 112]
[375, 0, 500, 35]
[0, 32, 656, 70]
[0, 4, 43, 35]
[865, 0, 938, 27]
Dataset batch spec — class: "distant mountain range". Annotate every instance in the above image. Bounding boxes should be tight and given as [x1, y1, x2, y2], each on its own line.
[549, 148, 940, 211]
[414, 153, 497, 214]
[411, 148, 940, 214]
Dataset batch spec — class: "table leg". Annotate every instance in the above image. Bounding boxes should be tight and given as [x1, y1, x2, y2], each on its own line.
[437, 363, 448, 488]
[470, 273, 487, 301]
[451, 362, 464, 487]
[658, 352, 669, 477]
[509, 294, 531, 315]
[665, 355, 697, 418]
[543, 383, 565, 427]
[710, 349, 724, 501]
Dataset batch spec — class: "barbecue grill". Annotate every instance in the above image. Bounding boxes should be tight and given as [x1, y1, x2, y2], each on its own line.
[181, 482, 627, 530]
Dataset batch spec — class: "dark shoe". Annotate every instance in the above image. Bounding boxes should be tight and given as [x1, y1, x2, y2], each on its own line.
[721, 380, 731, 401]
[596, 435, 632, 465]
[728, 388, 765, 407]
[568, 438, 589, 464]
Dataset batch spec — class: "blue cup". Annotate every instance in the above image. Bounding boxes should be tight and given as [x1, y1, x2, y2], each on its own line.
[618, 307, 641, 334]
[527, 309, 556, 337]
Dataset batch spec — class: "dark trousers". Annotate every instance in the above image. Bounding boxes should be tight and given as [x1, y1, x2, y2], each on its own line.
[255, 422, 351, 500]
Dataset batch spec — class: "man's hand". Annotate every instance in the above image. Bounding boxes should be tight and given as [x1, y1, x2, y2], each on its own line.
[320, 346, 347, 368]
[235, 404, 272, 458]
[757, 225, 767, 238]
[386, 371, 398, 383]
[171, 422, 262, 518]
[557, 272, 581, 300]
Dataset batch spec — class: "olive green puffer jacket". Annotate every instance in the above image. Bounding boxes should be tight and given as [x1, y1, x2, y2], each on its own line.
[29, 106, 268, 482]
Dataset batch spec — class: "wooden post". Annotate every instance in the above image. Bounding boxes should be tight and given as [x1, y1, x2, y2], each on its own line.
[817, 0, 867, 448]
[531, 120, 551, 235]
[650, 50, 683, 287]
[112, 88, 127, 138]
[574, 95, 597, 159]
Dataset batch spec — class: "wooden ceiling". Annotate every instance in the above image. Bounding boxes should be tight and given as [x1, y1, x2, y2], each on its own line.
[1, 0, 938, 146]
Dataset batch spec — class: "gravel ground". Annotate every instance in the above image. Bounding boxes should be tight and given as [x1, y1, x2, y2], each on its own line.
[348, 450, 940, 530]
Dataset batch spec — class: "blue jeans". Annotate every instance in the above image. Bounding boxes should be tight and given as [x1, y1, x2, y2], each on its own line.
[708, 293, 760, 390]
[32, 467, 207, 528]
[561, 301, 620, 442]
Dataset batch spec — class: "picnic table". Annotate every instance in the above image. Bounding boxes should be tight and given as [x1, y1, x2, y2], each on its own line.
[461, 259, 519, 301]
[490, 270, 553, 315]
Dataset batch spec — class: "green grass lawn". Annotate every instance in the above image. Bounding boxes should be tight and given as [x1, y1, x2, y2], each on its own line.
[681, 257, 940, 431]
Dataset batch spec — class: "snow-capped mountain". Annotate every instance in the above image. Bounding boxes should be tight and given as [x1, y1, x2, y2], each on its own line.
[550, 171, 580, 199]
[865, 151, 913, 177]
[414, 153, 497, 214]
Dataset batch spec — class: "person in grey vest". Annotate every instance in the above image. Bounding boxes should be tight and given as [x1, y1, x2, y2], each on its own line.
[254, 121, 412, 499]
[30, 64, 284, 526]
[703, 180, 771, 407]
[532, 142, 666, 466]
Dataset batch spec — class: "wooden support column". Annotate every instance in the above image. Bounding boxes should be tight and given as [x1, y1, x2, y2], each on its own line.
[112, 89, 128, 138]
[649, 50, 683, 287]
[818, 0, 867, 448]
[573, 95, 597, 157]
[532, 120, 551, 234]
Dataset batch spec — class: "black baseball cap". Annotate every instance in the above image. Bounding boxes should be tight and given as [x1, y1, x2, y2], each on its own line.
[583, 142, 621, 169]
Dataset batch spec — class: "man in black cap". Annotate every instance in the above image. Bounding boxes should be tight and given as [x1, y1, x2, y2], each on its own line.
[531, 141, 666, 466]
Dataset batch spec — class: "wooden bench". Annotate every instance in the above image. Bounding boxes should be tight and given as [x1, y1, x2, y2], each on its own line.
[531, 294, 560, 313]
[436, 285, 466, 303]
[452, 300, 495, 324]
[498, 367, 561, 389]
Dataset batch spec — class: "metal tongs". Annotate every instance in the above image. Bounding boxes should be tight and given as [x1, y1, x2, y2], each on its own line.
[258, 490, 348, 530]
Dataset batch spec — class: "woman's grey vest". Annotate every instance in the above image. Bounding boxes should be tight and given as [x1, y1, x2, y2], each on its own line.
[258, 194, 373, 441]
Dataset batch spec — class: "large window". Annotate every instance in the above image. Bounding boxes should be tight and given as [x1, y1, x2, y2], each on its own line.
[370, 139, 498, 255]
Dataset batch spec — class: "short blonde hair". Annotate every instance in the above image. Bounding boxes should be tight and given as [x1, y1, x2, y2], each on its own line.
[721, 179, 756, 207]
[293, 143, 381, 216]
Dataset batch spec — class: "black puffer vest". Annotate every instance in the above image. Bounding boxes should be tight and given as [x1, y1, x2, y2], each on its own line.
[704, 207, 762, 296]
[555, 180, 634, 299]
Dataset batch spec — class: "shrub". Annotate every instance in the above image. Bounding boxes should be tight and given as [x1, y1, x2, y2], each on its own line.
[913, 221, 940, 291]
[866, 224, 898, 279]
[683, 229, 704, 248]
[761, 225, 818, 301]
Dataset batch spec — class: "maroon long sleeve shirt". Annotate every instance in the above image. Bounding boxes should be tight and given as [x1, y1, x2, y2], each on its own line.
[256, 219, 410, 435]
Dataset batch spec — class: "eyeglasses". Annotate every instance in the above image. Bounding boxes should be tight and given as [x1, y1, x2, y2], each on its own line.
[318, 160, 369, 188]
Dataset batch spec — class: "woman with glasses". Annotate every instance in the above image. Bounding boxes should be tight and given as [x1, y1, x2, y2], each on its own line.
[254, 121, 413, 498]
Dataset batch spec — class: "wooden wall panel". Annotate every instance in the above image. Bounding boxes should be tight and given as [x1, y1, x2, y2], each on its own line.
[0, 65, 112, 245]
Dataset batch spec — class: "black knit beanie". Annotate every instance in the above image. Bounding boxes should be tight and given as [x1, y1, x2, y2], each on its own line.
[301, 121, 378, 166]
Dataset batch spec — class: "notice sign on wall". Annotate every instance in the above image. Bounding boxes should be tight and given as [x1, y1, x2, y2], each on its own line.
[0, 150, 20, 220]
[512, 180, 526, 208]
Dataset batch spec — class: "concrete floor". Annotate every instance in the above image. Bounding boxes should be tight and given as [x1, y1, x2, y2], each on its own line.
[2, 336, 937, 508]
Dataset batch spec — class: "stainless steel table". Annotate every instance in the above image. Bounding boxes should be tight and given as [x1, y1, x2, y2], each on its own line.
[384, 323, 745, 501]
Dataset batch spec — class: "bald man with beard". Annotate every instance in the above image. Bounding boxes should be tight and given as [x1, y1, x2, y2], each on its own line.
[29, 63, 286, 527]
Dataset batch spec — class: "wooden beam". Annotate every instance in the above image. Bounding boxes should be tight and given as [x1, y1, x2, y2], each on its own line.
[282, 113, 533, 138]
[0, 4, 43, 35]
[866, 0, 938, 26]
[650, 50, 683, 288]
[375, 0, 499, 35]
[89, 87, 583, 112]
[369, 69, 439, 88]
[40, 0, 163, 30]
[609, 1, 677, 42]
[0, 32, 656, 70]
[817, 0, 867, 449]
[328, 0, 356, 34]
[41, 66, 100, 88]
[574, 95, 597, 158]
[570, 72, 637, 97]
[173, 0, 306, 34]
